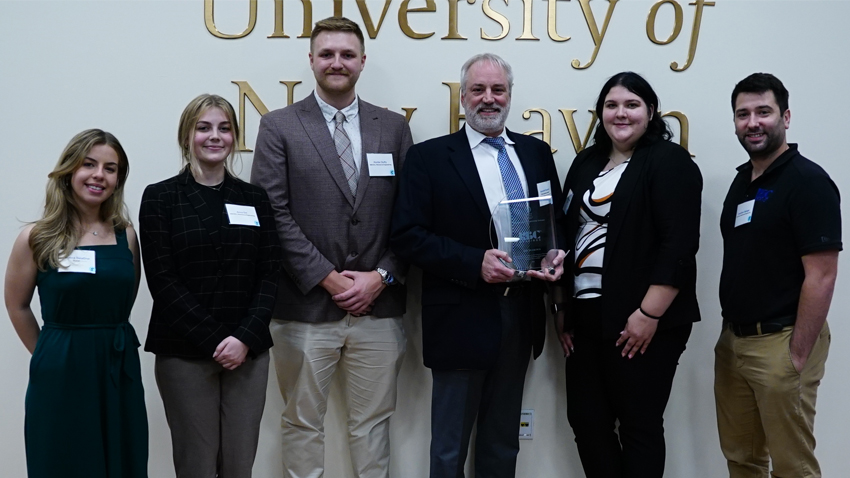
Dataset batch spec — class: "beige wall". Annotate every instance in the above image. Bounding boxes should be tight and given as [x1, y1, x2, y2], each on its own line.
[1, 1, 848, 476]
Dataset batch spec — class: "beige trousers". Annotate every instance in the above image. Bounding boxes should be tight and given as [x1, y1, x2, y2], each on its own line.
[155, 352, 270, 478]
[270, 315, 406, 478]
[714, 323, 830, 478]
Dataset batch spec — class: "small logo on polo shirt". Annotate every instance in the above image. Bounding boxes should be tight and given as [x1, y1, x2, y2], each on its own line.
[755, 188, 774, 202]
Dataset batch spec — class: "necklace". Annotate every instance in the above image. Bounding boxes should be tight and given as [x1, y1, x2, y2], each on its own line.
[204, 181, 224, 191]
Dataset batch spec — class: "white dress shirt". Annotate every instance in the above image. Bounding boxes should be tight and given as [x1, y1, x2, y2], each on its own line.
[465, 124, 529, 237]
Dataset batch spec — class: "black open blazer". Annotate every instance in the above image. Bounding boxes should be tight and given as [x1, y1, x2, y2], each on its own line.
[391, 128, 562, 370]
[139, 168, 281, 359]
[559, 139, 702, 334]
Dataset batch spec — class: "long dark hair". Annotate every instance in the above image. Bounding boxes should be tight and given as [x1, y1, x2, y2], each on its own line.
[592, 72, 672, 153]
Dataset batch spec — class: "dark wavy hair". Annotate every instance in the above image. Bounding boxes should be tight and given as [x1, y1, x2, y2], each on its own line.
[592, 72, 672, 154]
[731, 73, 789, 113]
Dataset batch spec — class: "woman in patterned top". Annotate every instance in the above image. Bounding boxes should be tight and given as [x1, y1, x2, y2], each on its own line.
[556, 72, 703, 477]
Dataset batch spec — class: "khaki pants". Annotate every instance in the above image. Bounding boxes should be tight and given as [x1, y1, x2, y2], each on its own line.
[270, 315, 406, 478]
[714, 323, 830, 478]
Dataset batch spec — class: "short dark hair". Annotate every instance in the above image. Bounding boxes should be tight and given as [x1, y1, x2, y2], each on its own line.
[731, 73, 789, 113]
[310, 17, 365, 54]
[592, 71, 672, 153]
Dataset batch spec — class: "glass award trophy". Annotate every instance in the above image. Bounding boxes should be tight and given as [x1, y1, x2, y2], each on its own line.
[490, 195, 559, 280]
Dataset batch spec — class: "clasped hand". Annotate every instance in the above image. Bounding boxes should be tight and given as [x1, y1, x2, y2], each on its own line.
[330, 270, 385, 316]
[213, 336, 248, 370]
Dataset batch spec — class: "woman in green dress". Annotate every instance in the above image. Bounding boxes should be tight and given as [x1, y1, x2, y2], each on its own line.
[5, 129, 148, 477]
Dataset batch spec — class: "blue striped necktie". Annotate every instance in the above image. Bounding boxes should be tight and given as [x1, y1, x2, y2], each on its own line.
[482, 136, 530, 270]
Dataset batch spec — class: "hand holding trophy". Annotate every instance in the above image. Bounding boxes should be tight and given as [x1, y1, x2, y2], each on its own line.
[490, 194, 565, 282]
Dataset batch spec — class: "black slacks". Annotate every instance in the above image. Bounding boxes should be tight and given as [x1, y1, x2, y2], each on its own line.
[429, 290, 533, 478]
[565, 298, 691, 478]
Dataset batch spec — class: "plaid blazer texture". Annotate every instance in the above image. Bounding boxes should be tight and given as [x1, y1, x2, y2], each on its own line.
[139, 168, 281, 358]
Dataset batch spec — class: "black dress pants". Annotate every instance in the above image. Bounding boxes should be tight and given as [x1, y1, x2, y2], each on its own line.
[565, 298, 691, 478]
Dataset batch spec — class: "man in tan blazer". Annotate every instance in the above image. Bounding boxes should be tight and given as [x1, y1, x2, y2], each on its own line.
[250, 16, 412, 478]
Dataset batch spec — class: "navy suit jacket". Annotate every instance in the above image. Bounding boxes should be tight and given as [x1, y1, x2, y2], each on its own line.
[391, 128, 562, 370]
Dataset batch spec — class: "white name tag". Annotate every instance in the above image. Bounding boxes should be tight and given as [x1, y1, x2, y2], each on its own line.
[226, 204, 260, 227]
[735, 199, 755, 227]
[536, 180, 552, 206]
[58, 249, 96, 274]
[562, 189, 574, 214]
[366, 153, 395, 177]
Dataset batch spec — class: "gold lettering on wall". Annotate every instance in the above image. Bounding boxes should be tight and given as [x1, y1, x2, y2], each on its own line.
[356, 0, 393, 39]
[297, 0, 314, 38]
[572, 0, 618, 70]
[646, 0, 683, 45]
[482, 0, 510, 41]
[559, 109, 598, 154]
[661, 110, 692, 156]
[517, 0, 539, 40]
[522, 109, 556, 153]
[402, 107, 418, 123]
[279, 80, 302, 107]
[399, 0, 437, 39]
[204, 0, 257, 39]
[443, 0, 475, 40]
[269, 0, 289, 38]
[547, 0, 571, 42]
[671, 0, 714, 72]
[443, 82, 465, 133]
[232, 81, 270, 152]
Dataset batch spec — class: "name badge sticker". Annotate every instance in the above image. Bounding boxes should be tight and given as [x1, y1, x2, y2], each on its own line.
[226, 204, 260, 227]
[366, 153, 395, 177]
[562, 189, 574, 214]
[536, 180, 552, 206]
[735, 199, 755, 227]
[58, 249, 96, 274]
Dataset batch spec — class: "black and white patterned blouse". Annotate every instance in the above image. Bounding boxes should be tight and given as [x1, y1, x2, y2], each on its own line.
[574, 159, 630, 299]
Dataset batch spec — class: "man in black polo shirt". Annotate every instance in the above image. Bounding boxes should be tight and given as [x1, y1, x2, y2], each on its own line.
[715, 73, 841, 478]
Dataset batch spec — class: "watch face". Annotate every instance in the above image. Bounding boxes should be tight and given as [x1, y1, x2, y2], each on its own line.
[376, 268, 392, 285]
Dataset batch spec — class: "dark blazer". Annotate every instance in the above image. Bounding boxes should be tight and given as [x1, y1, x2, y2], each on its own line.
[391, 128, 562, 370]
[560, 139, 702, 334]
[251, 94, 413, 323]
[140, 168, 281, 358]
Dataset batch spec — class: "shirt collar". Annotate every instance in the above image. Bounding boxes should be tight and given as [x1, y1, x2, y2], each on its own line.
[465, 124, 514, 150]
[736, 143, 799, 176]
[314, 90, 359, 124]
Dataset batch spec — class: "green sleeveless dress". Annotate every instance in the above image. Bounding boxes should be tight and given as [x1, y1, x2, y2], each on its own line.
[25, 229, 148, 477]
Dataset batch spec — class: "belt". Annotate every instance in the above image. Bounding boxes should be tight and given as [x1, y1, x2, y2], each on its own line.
[42, 322, 141, 386]
[727, 316, 795, 337]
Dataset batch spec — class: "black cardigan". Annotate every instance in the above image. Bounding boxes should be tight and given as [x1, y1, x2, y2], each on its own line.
[559, 139, 703, 334]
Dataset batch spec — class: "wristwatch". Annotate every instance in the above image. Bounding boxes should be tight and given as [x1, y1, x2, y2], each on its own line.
[376, 267, 395, 286]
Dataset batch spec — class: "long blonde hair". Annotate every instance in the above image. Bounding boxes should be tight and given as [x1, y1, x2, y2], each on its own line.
[30, 129, 132, 270]
[178, 94, 240, 176]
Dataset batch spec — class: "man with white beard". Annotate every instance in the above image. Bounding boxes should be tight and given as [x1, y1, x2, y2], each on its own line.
[391, 53, 565, 478]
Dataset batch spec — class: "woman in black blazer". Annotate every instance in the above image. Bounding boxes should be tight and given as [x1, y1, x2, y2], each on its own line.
[139, 94, 280, 478]
[557, 72, 702, 477]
